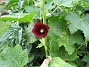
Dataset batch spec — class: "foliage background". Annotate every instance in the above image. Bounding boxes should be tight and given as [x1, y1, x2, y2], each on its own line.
[0, 0, 89, 67]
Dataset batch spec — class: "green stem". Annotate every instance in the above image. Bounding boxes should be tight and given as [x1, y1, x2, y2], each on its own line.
[51, 6, 58, 14]
[42, 0, 46, 24]
[42, 38, 48, 58]
[41, 0, 48, 58]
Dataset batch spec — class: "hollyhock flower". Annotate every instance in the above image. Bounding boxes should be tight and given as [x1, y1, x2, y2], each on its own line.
[32, 22, 49, 38]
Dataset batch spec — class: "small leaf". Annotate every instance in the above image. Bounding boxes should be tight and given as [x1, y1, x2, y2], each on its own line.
[0, 44, 28, 67]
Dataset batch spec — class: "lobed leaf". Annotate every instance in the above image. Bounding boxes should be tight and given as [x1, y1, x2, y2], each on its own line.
[65, 12, 80, 34]
[66, 12, 89, 40]
[0, 44, 28, 67]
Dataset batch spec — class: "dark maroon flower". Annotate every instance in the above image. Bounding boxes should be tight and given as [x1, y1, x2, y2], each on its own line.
[32, 22, 49, 38]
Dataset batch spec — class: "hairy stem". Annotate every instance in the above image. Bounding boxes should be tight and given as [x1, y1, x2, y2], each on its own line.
[41, 0, 48, 58]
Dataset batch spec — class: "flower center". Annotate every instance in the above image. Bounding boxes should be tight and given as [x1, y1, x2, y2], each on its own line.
[40, 28, 44, 33]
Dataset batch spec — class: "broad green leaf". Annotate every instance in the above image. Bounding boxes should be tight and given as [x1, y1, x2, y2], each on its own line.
[58, 31, 84, 55]
[48, 16, 62, 38]
[82, 52, 89, 67]
[79, 15, 89, 41]
[53, 0, 61, 5]
[24, 6, 37, 13]
[48, 16, 63, 57]
[0, 44, 28, 67]
[66, 13, 89, 41]
[0, 11, 37, 22]
[69, 32, 85, 45]
[49, 57, 75, 67]
[59, 32, 75, 55]
[49, 39, 59, 52]
[65, 12, 81, 34]
[53, 0, 80, 7]
[50, 46, 78, 61]
[0, 22, 8, 38]
[45, 0, 55, 10]
[58, 47, 78, 61]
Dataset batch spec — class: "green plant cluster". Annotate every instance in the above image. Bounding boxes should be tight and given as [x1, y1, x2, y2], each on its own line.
[0, 0, 89, 67]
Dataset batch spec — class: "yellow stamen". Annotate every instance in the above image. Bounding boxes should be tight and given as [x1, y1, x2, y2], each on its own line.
[40, 28, 44, 33]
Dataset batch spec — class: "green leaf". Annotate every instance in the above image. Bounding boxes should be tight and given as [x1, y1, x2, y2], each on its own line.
[24, 6, 37, 13]
[58, 31, 84, 55]
[0, 11, 37, 22]
[69, 32, 85, 45]
[48, 16, 62, 38]
[66, 13, 89, 41]
[49, 39, 59, 52]
[82, 52, 89, 67]
[49, 57, 75, 67]
[0, 44, 28, 67]
[45, 1, 55, 10]
[53, 0, 80, 7]
[25, 23, 37, 43]
[50, 46, 78, 61]
[80, 15, 89, 40]
[6, 0, 18, 9]
[0, 22, 8, 38]
[68, 62, 78, 67]
[75, 58, 86, 67]
[59, 47, 78, 61]
[65, 12, 81, 34]
[0, 31, 12, 42]
[59, 32, 75, 55]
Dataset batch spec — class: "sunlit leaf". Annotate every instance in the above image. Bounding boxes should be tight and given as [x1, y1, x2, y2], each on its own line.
[0, 11, 37, 22]
[49, 57, 75, 67]
[0, 44, 28, 67]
